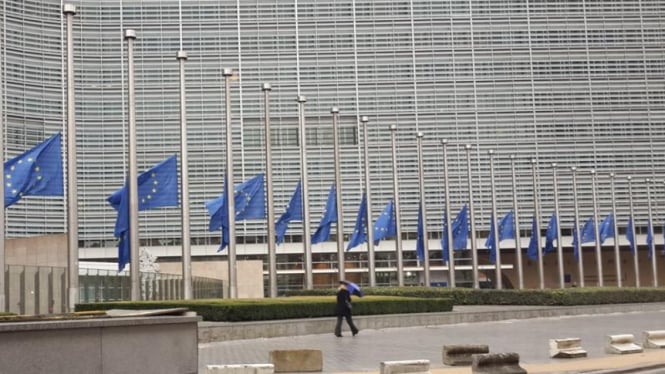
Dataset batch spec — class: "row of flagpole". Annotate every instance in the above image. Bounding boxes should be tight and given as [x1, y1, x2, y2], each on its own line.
[65, 6, 665, 301]
[4, 5, 663, 313]
[52, 15, 665, 300]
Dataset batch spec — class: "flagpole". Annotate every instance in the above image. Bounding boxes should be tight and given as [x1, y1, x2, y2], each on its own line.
[263, 83, 277, 298]
[123, 30, 141, 301]
[488, 150, 502, 289]
[361, 116, 376, 286]
[646, 178, 657, 287]
[331, 107, 345, 282]
[416, 132, 430, 287]
[64, 3, 79, 311]
[441, 139, 455, 288]
[552, 163, 564, 289]
[297, 96, 313, 289]
[466, 145, 479, 289]
[389, 125, 404, 286]
[627, 176, 639, 287]
[510, 155, 524, 290]
[530, 158, 544, 290]
[176, 51, 193, 300]
[571, 167, 585, 288]
[223, 68, 238, 299]
[590, 170, 603, 287]
[609, 173, 622, 287]
[0, 18, 4, 312]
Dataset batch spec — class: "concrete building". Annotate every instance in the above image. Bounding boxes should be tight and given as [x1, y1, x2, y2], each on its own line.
[2, 0, 665, 294]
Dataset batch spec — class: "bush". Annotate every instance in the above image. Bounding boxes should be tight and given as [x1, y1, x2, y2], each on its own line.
[75, 295, 453, 322]
[287, 286, 665, 306]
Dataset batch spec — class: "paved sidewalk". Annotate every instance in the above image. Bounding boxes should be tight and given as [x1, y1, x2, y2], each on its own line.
[199, 304, 665, 373]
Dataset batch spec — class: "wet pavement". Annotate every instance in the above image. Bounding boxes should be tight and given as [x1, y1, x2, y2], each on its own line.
[199, 304, 665, 373]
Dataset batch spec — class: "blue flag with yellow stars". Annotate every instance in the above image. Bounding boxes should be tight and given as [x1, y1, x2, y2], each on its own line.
[626, 216, 636, 254]
[498, 210, 515, 241]
[373, 199, 396, 245]
[346, 193, 368, 251]
[206, 173, 266, 251]
[416, 205, 425, 262]
[647, 220, 654, 259]
[572, 226, 581, 261]
[311, 184, 337, 244]
[580, 217, 595, 244]
[485, 213, 498, 264]
[599, 213, 614, 244]
[544, 212, 557, 253]
[527, 216, 539, 261]
[4, 133, 63, 208]
[107, 155, 179, 271]
[276, 181, 303, 245]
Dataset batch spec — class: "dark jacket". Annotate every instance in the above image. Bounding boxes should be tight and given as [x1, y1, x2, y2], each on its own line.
[335, 287, 352, 316]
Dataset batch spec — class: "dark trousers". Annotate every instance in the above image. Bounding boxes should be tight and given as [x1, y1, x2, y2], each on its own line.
[334, 314, 358, 336]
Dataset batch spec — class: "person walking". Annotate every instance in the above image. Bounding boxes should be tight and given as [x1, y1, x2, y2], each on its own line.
[334, 281, 359, 337]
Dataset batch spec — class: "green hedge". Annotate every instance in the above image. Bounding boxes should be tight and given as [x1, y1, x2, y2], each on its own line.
[287, 286, 665, 306]
[75, 295, 453, 322]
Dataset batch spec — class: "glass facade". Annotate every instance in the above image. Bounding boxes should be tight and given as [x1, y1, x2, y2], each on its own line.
[2, 0, 665, 277]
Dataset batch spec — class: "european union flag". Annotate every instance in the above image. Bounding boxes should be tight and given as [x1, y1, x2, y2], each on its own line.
[373, 199, 396, 245]
[276, 181, 302, 245]
[4, 133, 63, 208]
[441, 211, 450, 263]
[626, 216, 636, 255]
[442, 205, 471, 263]
[452, 204, 469, 250]
[544, 212, 557, 253]
[347, 193, 368, 251]
[108, 155, 179, 271]
[416, 205, 425, 262]
[485, 213, 498, 264]
[647, 220, 654, 259]
[572, 226, 580, 261]
[599, 213, 614, 244]
[527, 216, 539, 261]
[311, 184, 337, 244]
[498, 210, 515, 241]
[206, 173, 266, 251]
[581, 217, 595, 244]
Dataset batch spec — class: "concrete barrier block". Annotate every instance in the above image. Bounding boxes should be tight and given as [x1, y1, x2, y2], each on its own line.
[471, 352, 526, 374]
[605, 334, 643, 354]
[380, 359, 430, 374]
[206, 364, 274, 374]
[269, 349, 323, 373]
[643, 330, 665, 349]
[442, 344, 490, 366]
[549, 337, 587, 358]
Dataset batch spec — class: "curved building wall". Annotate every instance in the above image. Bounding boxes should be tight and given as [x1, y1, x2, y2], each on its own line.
[1, 0, 665, 256]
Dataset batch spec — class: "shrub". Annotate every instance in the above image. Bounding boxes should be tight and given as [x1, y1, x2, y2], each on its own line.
[288, 286, 665, 306]
[75, 295, 453, 322]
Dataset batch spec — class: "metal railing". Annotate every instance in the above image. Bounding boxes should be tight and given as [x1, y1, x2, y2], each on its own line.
[78, 269, 224, 303]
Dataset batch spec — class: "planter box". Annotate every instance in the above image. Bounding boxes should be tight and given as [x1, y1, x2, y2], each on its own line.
[0, 315, 198, 374]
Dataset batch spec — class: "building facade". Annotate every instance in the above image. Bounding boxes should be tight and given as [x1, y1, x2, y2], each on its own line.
[2, 0, 665, 292]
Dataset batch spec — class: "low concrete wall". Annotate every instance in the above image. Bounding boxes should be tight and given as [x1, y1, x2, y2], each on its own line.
[0, 315, 198, 374]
